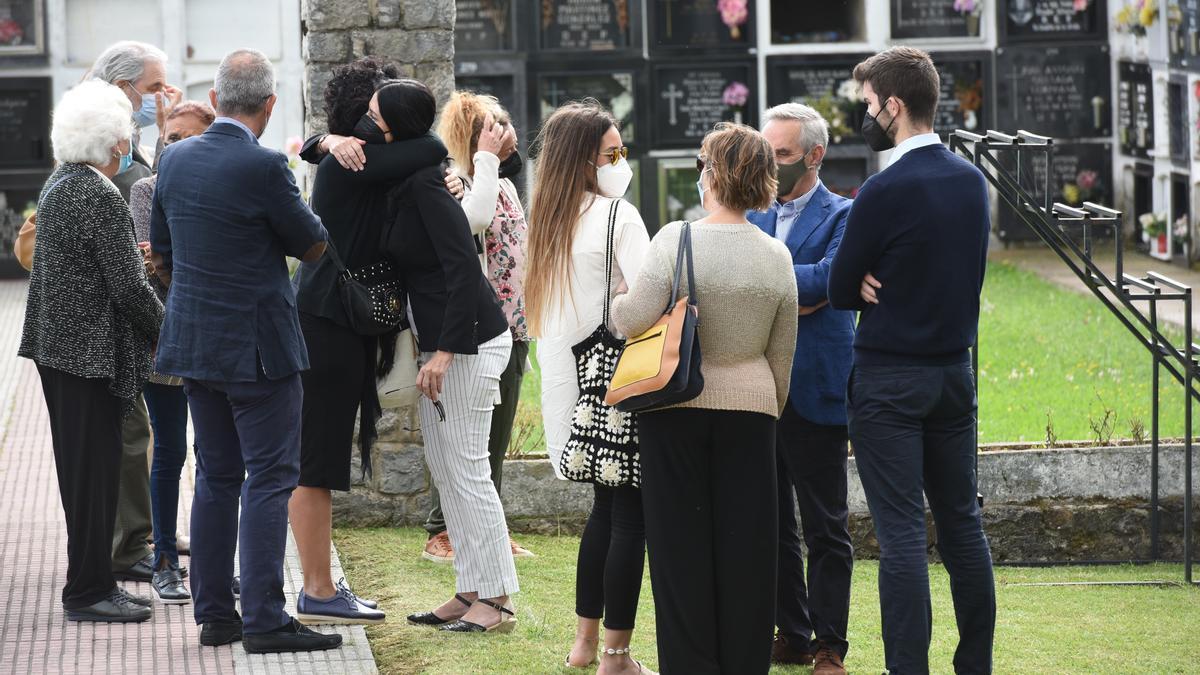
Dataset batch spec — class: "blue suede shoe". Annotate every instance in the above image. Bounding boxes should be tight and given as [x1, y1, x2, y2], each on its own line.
[296, 586, 386, 625]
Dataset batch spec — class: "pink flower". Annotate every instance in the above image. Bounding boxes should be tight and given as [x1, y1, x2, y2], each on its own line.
[284, 135, 302, 157]
[497, 283, 514, 300]
[0, 18, 23, 45]
[717, 0, 748, 28]
[723, 81, 749, 108]
[1073, 0, 1089, 11]
[953, 0, 976, 13]
[1076, 170, 1098, 191]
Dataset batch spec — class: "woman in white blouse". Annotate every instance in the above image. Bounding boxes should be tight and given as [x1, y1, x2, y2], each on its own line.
[527, 100, 653, 674]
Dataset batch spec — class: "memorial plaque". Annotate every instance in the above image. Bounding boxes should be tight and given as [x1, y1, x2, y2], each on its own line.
[933, 53, 991, 137]
[766, 55, 870, 145]
[652, 63, 755, 147]
[537, 70, 639, 142]
[455, 0, 515, 53]
[771, 0, 864, 43]
[1169, 79, 1189, 165]
[650, 0, 752, 52]
[821, 155, 871, 198]
[540, 0, 632, 52]
[1117, 60, 1153, 159]
[891, 0, 980, 39]
[996, 141, 1113, 242]
[1001, 0, 1107, 42]
[1170, 0, 1200, 70]
[995, 44, 1111, 139]
[0, 77, 52, 169]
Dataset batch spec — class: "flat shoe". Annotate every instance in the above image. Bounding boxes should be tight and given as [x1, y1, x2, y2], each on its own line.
[407, 593, 472, 626]
[437, 598, 516, 634]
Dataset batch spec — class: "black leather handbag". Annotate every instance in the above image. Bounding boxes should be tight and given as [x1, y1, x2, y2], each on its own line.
[326, 242, 405, 336]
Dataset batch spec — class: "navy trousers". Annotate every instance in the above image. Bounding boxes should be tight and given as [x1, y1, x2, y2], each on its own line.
[775, 406, 854, 658]
[144, 382, 189, 568]
[848, 363, 995, 675]
[185, 372, 302, 634]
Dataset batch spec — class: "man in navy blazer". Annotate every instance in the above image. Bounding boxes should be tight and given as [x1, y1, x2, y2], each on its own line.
[748, 103, 855, 675]
[151, 49, 340, 655]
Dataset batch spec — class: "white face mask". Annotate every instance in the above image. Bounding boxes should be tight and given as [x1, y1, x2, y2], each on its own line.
[596, 157, 633, 198]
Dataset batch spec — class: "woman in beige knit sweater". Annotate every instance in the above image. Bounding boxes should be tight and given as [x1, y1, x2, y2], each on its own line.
[611, 123, 798, 675]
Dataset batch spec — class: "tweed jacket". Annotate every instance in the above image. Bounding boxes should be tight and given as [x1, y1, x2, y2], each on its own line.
[18, 163, 164, 407]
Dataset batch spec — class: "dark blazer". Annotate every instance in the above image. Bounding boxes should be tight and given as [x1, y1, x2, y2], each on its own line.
[151, 121, 328, 382]
[19, 163, 163, 406]
[295, 134, 448, 326]
[385, 164, 506, 354]
[748, 182, 855, 426]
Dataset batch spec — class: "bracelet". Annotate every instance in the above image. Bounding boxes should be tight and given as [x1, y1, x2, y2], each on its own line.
[603, 647, 631, 656]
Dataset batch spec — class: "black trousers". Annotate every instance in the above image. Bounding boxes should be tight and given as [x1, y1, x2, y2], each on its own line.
[640, 408, 777, 675]
[38, 364, 124, 609]
[849, 363, 996, 675]
[775, 404, 854, 657]
[575, 483, 645, 630]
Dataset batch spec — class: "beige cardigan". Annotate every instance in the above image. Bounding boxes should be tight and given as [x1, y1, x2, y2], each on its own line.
[611, 221, 799, 419]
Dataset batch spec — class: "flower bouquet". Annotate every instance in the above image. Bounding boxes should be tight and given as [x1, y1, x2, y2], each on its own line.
[953, 0, 983, 36]
[1115, 0, 1158, 37]
[1140, 211, 1169, 257]
[1060, 169, 1102, 207]
[723, 81, 749, 125]
[718, 0, 748, 40]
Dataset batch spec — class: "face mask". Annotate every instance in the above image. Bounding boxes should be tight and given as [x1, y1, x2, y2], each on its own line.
[861, 97, 897, 152]
[125, 83, 157, 128]
[696, 177, 707, 211]
[596, 157, 633, 198]
[498, 151, 524, 179]
[353, 113, 388, 144]
[776, 149, 813, 198]
[115, 142, 133, 173]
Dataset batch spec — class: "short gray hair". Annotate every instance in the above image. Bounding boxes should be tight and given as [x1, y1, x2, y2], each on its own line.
[214, 49, 275, 116]
[90, 41, 167, 86]
[762, 103, 830, 155]
[52, 80, 133, 165]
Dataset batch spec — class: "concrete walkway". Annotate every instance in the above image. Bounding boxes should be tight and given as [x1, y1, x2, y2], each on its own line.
[991, 246, 1200, 332]
[0, 280, 378, 675]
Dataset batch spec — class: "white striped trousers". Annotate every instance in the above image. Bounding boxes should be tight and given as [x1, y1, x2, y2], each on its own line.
[418, 330, 519, 597]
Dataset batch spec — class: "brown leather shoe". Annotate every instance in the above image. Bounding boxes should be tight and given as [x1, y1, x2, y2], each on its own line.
[510, 538, 536, 558]
[422, 531, 455, 563]
[813, 645, 847, 675]
[771, 634, 815, 665]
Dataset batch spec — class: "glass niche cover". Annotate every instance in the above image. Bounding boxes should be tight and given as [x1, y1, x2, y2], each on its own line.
[538, 71, 638, 143]
[0, 0, 45, 55]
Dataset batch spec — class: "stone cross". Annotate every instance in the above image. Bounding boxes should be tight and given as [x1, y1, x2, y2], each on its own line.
[662, 83, 684, 126]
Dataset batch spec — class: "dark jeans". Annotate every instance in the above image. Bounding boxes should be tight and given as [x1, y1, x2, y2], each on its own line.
[640, 408, 777, 675]
[848, 363, 996, 675]
[424, 339, 527, 535]
[37, 365, 123, 609]
[186, 372, 302, 634]
[575, 483, 646, 630]
[143, 382, 189, 568]
[775, 405, 854, 658]
[112, 395, 153, 570]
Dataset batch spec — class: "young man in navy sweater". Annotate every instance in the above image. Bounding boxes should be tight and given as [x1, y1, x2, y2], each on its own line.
[828, 47, 996, 674]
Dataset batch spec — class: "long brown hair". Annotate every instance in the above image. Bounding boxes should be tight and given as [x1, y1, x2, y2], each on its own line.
[436, 90, 510, 176]
[525, 100, 617, 337]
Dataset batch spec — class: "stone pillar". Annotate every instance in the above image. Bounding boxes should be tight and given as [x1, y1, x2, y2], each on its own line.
[301, 0, 456, 137]
[301, 0, 455, 526]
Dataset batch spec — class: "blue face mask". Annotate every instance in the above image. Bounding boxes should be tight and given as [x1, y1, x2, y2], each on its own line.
[117, 142, 134, 173]
[696, 169, 708, 210]
[126, 83, 157, 128]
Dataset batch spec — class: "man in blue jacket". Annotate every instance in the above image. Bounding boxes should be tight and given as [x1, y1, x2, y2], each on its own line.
[749, 103, 854, 675]
[151, 49, 340, 655]
[829, 47, 995, 675]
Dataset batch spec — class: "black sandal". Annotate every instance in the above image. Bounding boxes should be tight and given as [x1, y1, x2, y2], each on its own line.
[438, 598, 517, 634]
[406, 593, 473, 626]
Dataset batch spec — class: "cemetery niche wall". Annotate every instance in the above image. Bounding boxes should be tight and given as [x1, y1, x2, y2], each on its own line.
[0, 76, 51, 278]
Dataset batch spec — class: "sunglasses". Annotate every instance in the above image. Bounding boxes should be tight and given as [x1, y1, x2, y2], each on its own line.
[402, 399, 446, 433]
[696, 155, 707, 173]
[599, 146, 629, 165]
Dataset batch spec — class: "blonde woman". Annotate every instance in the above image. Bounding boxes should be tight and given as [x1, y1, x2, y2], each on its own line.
[422, 92, 533, 563]
[527, 100, 653, 674]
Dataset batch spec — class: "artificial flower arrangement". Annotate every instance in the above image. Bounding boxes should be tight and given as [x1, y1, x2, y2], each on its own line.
[717, 0, 748, 40]
[804, 78, 865, 144]
[955, 79, 984, 130]
[953, 0, 982, 16]
[722, 81, 749, 124]
[1061, 170, 1102, 207]
[1115, 0, 1159, 36]
[1174, 215, 1191, 249]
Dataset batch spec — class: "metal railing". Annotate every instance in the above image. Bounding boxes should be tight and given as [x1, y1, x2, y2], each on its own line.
[950, 129, 1196, 586]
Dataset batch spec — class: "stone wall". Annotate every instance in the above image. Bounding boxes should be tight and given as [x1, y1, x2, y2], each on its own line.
[333, 442, 1200, 562]
[300, 0, 456, 138]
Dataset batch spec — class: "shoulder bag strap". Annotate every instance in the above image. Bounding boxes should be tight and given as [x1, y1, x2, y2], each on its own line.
[683, 222, 697, 307]
[601, 198, 620, 327]
[324, 238, 349, 278]
[666, 222, 689, 311]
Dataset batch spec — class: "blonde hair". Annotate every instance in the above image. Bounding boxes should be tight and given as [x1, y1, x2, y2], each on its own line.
[436, 90, 510, 176]
[700, 122, 778, 213]
[526, 100, 617, 337]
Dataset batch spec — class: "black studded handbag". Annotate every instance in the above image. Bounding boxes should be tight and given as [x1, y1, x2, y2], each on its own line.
[326, 242, 405, 336]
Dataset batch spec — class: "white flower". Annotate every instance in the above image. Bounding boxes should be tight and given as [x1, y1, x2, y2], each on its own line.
[574, 404, 595, 429]
[584, 352, 602, 380]
[598, 459, 622, 484]
[606, 408, 626, 432]
[837, 78, 863, 103]
[1139, 213, 1154, 227]
[565, 450, 588, 474]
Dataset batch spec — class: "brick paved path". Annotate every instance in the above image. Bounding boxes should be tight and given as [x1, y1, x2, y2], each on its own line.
[0, 280, 377, 675]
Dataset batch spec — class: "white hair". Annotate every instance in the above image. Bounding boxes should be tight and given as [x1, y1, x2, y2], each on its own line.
[90, 41, 167, 86]
[762, 103, 830, 156]
[52, 80, 133, 165]
[214, 49, 275, 116]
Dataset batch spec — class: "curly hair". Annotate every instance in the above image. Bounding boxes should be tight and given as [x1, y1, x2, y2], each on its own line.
[323, 56, 402, 136]
[437, 90, 510, 174]
[52, 80, 133, 165]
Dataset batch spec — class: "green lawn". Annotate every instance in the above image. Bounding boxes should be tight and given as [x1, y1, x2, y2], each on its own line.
[333, 527, 1200, 674]
[506, 261, 1193, 454]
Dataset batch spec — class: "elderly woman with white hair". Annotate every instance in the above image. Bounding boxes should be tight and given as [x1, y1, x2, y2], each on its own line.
[18, 79, 164, 624]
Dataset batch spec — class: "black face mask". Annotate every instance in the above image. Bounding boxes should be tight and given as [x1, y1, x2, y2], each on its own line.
[498, 151, 524, 179]
[861, 98, 897, 152]
[353, 113, 388, 144]
[776, 149, 811, 198]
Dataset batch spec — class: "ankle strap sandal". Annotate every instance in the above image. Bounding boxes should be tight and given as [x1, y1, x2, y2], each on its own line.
[438, 597, 517, 634]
